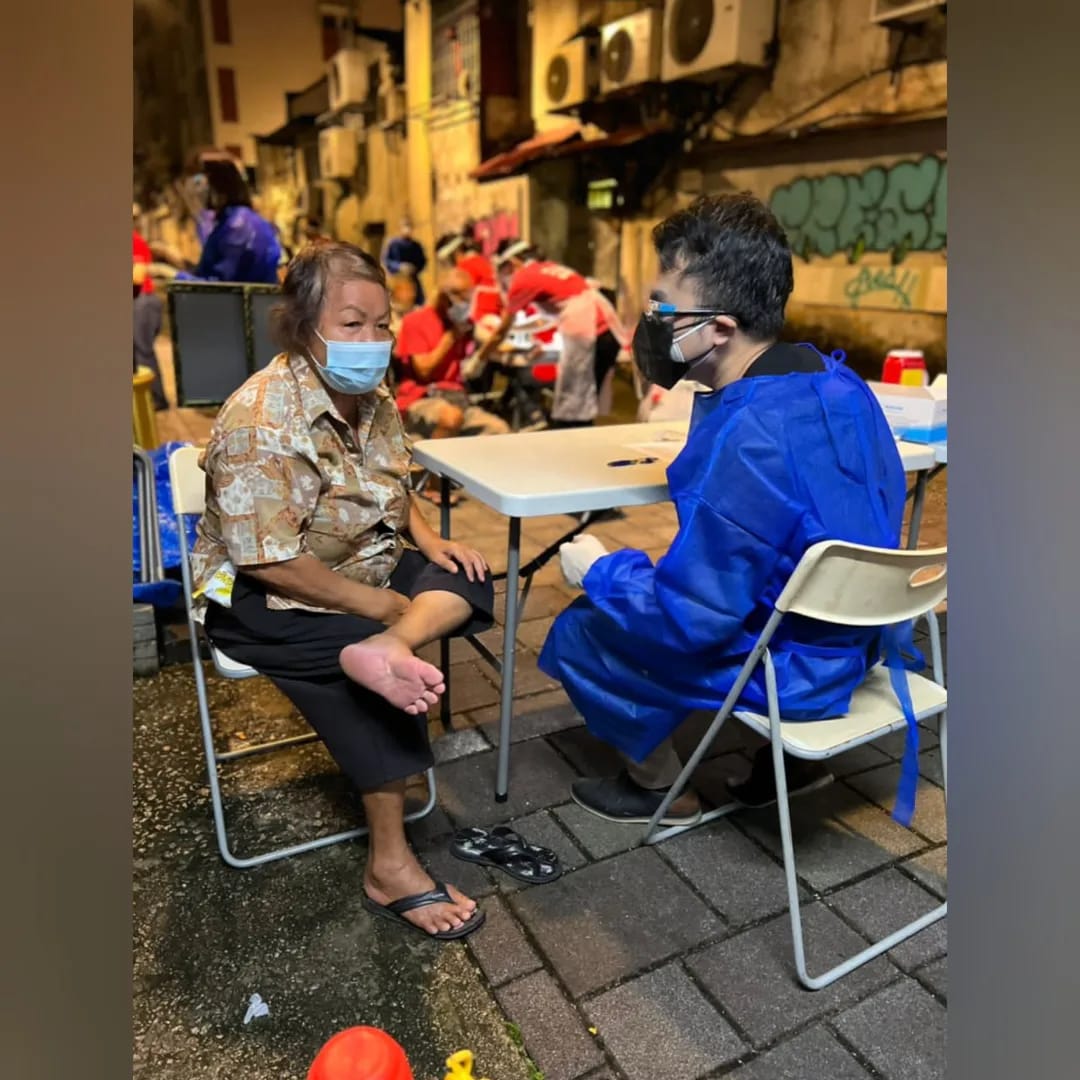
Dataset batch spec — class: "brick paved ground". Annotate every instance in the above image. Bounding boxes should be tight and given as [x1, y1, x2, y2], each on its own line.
[139, 338, 947, 1077]
[134, 486, 947, 1079]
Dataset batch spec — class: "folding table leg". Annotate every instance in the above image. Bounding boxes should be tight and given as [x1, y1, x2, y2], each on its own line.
[495, 517, 522, 802]
[439, 474, 453, 731]
[907, 471, 929, 549]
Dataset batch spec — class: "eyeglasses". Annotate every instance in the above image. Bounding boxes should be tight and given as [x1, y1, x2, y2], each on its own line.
[648, 300, 739, 323]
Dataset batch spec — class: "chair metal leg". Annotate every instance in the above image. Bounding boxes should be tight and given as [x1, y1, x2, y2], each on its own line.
[764, 655, 946, 990]
[940, 709, 947, 799]
[642, 710, 736, 846]
[192, 634, 437, 868]
[216, 732, 319, 762]
[439, 474, 454, 731]
[643, 613, 785, 845]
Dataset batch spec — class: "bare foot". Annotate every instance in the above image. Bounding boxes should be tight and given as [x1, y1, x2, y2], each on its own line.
[365, 856, 477, 936]
[340, 633, 446, 714]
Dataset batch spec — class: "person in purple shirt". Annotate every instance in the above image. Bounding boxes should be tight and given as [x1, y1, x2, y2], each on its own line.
[176, 152, 281, 285]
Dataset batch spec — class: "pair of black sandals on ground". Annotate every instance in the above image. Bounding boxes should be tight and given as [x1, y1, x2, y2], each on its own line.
[361, 825, 561, 942]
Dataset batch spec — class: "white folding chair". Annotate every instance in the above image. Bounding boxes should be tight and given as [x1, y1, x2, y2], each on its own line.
[644, 540, 948, 990]
[133, 447, 163, 584]
[168, 445, 437, 869]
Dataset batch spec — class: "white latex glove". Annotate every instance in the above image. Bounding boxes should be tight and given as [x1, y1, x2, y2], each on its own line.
[559, 534, 609, 589]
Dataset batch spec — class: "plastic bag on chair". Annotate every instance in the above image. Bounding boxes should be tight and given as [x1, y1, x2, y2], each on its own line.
[133, 440, 198, 606]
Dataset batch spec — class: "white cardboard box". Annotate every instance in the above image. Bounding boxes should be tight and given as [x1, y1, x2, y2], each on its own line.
[869, 376, 947, 443]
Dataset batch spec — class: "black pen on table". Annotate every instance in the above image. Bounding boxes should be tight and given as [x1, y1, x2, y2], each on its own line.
[607, 456, 658, 468]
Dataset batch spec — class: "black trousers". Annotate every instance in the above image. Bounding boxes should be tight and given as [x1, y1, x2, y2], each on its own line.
[204, 550, 495, 791]
[133, 292, 167, 410]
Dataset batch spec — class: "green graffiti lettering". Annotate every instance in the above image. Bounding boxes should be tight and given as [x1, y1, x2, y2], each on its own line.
[770, 156, 946, 262]
[843, 266, 919, 309]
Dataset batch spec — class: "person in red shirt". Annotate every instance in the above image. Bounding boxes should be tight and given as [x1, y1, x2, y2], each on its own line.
[394, 269, 508, 503]
[132, 229, 154, 294]
[133, 228, 167, 409]
[503, 260, 629, 428]
[455, 248, 496, 290]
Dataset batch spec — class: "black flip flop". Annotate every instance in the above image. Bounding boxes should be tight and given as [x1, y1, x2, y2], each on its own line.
[450, 826, 563, 885]
[362, 882, 486, 941]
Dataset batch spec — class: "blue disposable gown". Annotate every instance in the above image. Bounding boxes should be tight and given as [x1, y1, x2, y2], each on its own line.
[538, 350, 909, 765]
[186, 206, 282, 284]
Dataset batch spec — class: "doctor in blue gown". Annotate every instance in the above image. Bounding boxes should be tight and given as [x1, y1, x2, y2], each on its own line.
[538, 193, 909, 827]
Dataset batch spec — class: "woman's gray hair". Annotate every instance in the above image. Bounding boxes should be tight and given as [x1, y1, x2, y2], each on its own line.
[272, 238, 387, 355]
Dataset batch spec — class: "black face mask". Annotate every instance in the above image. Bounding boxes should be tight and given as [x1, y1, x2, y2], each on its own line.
[632, 312, 715, 389]
[633, 314, 680, 389]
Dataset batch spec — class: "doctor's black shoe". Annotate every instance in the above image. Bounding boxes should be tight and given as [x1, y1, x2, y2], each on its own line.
[728, 747, 834, 810]
[571, 771, 702, 827]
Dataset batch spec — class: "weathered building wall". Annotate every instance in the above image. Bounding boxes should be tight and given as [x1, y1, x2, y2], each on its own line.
[614, 0, 948, 375]
[407, 0, 547, 297]
[199, 0, 327, 166]
[134, 0, 212, 203]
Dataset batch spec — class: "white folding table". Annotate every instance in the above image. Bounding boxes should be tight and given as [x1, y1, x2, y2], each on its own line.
[412, 422, 944, 800]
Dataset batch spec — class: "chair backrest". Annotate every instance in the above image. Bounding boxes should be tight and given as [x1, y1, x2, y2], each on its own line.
[168, 284, 249, 405]
[776, 541, 947, 627]
[168, 445, 207, 517]
[249, 286, 281, 372]
[167, 282, 283, 404]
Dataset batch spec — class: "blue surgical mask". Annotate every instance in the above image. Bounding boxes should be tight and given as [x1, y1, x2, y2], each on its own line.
[313, 331, 392, 395]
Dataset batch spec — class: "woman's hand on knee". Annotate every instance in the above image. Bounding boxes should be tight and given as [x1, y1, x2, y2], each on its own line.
[422, 539, 489, 583]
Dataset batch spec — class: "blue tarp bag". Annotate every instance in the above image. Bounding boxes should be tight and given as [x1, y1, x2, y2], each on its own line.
[133, 440, 198, 608]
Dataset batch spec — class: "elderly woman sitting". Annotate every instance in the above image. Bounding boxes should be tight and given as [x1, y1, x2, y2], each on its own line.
[189, 240, 492, 940]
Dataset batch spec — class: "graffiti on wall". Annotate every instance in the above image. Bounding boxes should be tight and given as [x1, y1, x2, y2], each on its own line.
[769, 156, 947, 265]
[842, 266, 920, 310]
[473, 210, 520, 256]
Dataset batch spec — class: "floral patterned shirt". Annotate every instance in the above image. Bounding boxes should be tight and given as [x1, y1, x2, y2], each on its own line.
[190, 352, 411, 621]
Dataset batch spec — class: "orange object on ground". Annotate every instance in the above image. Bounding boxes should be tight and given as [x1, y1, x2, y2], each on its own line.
[307, 1027, 414, 1080]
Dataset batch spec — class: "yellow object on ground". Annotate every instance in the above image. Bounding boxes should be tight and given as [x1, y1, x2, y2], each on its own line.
[444, 1050, 490, 1080]
[133, 366, 160, 449]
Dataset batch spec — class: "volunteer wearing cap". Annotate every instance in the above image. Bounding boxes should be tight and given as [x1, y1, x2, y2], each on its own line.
[394, 268, 510, 502]
[480, 242, 623, 428]
[501, 259, 629, 427]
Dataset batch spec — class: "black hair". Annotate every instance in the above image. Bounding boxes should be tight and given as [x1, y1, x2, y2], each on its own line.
[652, 192, 793, 340]
[203, 157, 252, 210]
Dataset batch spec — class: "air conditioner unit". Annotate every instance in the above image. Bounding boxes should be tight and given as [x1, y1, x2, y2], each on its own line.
[601, 9, 663, 95]
[377, 85, 406, 128]
[328, 48, 370, 111]
[319, 126, 358, 179]
[537, 36, 598, 117]
[661, 0, 776, 83]
[870, 0, 946, 25]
